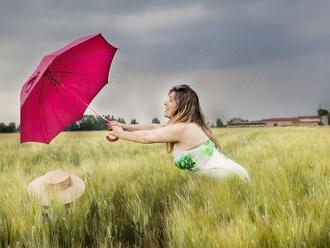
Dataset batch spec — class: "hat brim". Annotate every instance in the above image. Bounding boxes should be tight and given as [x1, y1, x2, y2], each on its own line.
[27, 174, 85, 206]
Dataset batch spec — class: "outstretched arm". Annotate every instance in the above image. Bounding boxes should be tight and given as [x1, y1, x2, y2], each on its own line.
[110, 123, 184, 144]
[122, 123, 166, 131]
[107, 121, 166, 131]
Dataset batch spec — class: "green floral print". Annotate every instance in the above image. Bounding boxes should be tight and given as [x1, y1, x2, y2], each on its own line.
[173, 140, 218, 172]
[200, 140, 215, 157]
[176, 153, 197, 171]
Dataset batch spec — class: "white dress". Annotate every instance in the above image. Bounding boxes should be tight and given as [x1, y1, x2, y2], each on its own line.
[172, 140, 250, 181]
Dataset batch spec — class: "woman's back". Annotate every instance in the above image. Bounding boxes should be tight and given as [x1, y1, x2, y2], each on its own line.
[171, 122, 250, 181]
[172, 122, 210, 155]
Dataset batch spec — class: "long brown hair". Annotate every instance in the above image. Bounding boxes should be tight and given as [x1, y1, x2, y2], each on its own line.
[165, 84, 220, 153]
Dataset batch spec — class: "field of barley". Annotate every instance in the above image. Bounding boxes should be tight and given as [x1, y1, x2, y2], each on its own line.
[0, 126, 329, 247]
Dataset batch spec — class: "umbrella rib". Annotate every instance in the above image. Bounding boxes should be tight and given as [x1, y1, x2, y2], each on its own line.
[48, 86, 66, 131]
[50, 70, 107, 111]
[51, 70, 97, 84]
[53, 84, 82, 123]
[46, 69, 86, 121]
[48, 70, 105, 130]
[52, 70, 93, 76]
[38, 77, 51, 142]
[48, 69, 99, 94]
[41, 95, 51, 143]
[51, 48, 114, 68]
[59, 83, 108, 122]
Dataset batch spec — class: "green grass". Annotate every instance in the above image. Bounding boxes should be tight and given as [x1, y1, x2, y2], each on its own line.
[0, 127, 329, 247]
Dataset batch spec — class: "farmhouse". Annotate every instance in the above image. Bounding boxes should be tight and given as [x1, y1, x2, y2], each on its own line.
[262, 115, 321, 127]
[226, 115, 327, 127]
[226, 120, 267, 128]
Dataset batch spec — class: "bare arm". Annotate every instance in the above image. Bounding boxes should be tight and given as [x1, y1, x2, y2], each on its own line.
[121, 123, 166, 131]
[111, 123, 184, 144]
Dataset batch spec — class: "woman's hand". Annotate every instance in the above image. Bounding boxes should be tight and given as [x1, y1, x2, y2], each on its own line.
[106, 121, 124, 131]
[110, 125, 124, 137]
[105, 121, 123, 142]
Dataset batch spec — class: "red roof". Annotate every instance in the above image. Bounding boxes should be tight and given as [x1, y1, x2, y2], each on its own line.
[262, 115, 320, 122]
[262, 117, 299, 122]
[298, 115, 320, 119]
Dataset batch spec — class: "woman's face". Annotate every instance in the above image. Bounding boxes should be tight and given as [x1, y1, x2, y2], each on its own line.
[163, 92, 177, 119]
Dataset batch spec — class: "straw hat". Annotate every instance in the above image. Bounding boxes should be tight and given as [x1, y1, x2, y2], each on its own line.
[27, 169, 85, 206]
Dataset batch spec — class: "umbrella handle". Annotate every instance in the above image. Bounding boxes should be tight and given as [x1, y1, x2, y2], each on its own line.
[105, 135, 119, 142]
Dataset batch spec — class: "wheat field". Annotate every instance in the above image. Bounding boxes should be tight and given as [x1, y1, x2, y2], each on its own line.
[0, 127, 329, 247]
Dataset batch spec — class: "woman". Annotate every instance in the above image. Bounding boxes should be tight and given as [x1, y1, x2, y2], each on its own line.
[106, 84, 250, 181]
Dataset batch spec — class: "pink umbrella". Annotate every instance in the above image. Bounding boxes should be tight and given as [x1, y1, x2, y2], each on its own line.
[20, 33, 118, 144]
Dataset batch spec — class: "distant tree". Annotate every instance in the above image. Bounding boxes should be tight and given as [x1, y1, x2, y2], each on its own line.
[317, 108, 330, 125]
[63, 114, 142, 131]
[130, 119, 138, 124]
[215, 118, 225, 128]
[0, 122, 17, 133]
[117, 117, 126, 124]
[318, 108, 329, 116]
[0, 123, 5, 132]
[95, 116, 107, 130]
[227, 118, 248, 125]
[65, 114, 116, 131]
[8, 122, 16, 132]
[68, 122, 80, 131]
[152, 118, 160, 124]
[79, 115, 96, 130]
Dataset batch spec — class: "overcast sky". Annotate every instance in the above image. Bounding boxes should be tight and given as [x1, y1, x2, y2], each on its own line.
[1, 0, 329, 124]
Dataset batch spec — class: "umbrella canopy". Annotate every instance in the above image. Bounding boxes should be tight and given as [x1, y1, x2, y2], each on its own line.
[20, 33, 117, 144]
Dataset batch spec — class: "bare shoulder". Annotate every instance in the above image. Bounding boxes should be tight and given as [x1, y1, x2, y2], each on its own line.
[171, 122, 209, 150]
[180, 122, 208, 138]
[161, 123, 186, 138]
[184, 122, 203, 131]
[164, 122, 199, 130]
[164, 122, 186, 130]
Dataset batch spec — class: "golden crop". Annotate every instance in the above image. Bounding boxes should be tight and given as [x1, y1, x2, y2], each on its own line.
[0, 127, 329, 247]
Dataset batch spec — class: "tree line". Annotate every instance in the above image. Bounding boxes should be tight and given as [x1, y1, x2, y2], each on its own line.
[0, 115, 226, 133]
[3, 108, 329, 133]
[0, 122, 17, 133]
[2, 106, 329, 133]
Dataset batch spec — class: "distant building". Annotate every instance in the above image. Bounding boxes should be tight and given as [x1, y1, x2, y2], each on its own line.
[227, 120, 267, 128]
[262, 115, 321, 127]
[226, 115, 325, 128]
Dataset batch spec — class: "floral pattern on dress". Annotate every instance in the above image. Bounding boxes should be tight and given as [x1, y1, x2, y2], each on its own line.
[173, 140, 218, 172]
[200, 140, 215, 157]
[175, 153, 197, 171]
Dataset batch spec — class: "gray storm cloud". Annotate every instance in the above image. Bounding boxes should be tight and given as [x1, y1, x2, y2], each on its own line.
[0, 0, 329, 124]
